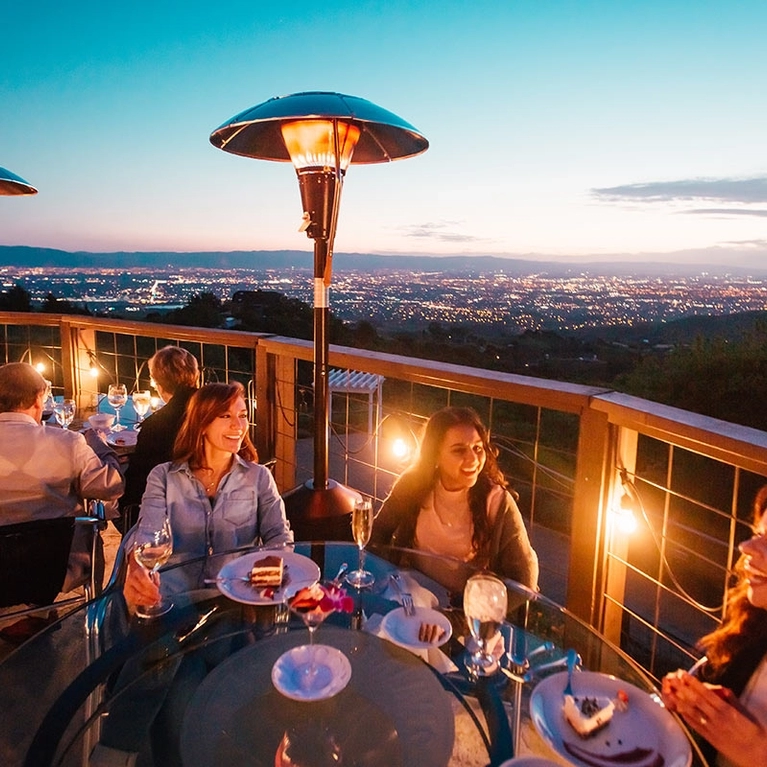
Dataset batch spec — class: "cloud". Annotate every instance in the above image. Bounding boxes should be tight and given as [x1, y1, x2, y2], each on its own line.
[592, 176, 767, 204]
[682, 208, 767, 218]
[400, 221, 486, 243]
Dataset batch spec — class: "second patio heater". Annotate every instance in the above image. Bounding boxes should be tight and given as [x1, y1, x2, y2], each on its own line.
[210, 91, 428, 537]
[0, 167, 38, 196]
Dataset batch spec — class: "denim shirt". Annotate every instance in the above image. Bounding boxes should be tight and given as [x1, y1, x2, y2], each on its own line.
[136, 456, 293, 592]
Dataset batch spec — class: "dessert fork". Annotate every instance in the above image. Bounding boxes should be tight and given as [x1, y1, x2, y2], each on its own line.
[390, 572, 415, 616]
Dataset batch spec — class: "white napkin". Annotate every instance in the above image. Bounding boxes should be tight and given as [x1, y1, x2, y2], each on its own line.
[378, 570, 439, 609]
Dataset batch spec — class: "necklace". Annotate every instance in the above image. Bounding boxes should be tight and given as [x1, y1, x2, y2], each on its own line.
[431, 484, 470, 529]
[195, 466, 225, 494]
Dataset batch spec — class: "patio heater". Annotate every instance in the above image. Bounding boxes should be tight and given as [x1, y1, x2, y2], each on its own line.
[210, 91, 428, 536]
[0, 167, 38, 196]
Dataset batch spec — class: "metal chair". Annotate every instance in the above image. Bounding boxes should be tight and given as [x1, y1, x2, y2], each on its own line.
[0, 501, 108, 641]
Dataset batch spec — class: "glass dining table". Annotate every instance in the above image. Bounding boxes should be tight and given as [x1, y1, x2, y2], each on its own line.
[0, 541, 709, 767]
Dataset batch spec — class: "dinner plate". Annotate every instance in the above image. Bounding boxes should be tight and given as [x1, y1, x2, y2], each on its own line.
[271, 643, 352, 701]
[497, 757, 561, 767]
[379, 606, 452, 651]
[215, 550, 321, 606]
[106, 430, 138, 447]
[530, 670, 691, 767]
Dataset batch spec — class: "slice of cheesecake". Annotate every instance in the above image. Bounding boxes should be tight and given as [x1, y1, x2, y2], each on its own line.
[562, 694, 615, 738]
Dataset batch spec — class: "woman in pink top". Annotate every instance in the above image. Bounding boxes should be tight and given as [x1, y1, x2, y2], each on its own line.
[373, 406, 538, 590]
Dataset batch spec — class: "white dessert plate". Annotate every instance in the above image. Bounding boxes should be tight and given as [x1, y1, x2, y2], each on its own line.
[106, 430, 138, 447]
[379, 606, 452, 651]
[216, 550, 321, 606]
[271, 643, 352, 701]
[530, 670, 691, 767]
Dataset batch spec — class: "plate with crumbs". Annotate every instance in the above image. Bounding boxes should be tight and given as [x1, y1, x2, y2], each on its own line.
[530, 670, 691, 767]
[215, 550, 320, 606]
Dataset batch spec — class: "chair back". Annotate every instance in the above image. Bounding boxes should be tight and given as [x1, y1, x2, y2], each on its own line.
[0, 517, 76, 607]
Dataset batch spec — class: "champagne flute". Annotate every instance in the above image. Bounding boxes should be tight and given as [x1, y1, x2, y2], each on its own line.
[133, 513, 174, 619]
[131, 389, 151, 428]
[346, 496, 375, 589]
[53, 398, 76, 429]
[107, 383, 128, 431]
[463, 573, 508, 673]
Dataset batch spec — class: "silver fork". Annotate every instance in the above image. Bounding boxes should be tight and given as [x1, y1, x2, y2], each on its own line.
[390, 572, 416, 616]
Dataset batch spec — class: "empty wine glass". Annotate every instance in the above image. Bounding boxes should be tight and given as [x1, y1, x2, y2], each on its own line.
[345, 496, 375, 589]
[463, 573, 508, 673]
[107, 383, 128, 431]
[131, 389, 151, 428]
[53, 398, 76, 429]
[133, 512, 174, 619]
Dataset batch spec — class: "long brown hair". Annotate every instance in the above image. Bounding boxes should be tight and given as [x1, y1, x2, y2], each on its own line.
[390, 406, 508, 562]
[698, 485, 767, 676]
[172, 382, 257, 469]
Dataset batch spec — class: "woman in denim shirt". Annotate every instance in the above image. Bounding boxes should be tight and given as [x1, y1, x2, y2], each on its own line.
[124, 382, 293, 609]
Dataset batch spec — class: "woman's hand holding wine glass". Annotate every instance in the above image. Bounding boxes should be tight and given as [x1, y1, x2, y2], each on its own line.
[108, 383, 128, 431]
[132, 512, 174, 619]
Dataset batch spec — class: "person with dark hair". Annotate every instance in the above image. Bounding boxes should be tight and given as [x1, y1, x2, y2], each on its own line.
[119, 345, 200, 529]
[661, 486, 767, 767]
[123, 382, 292, 609]
[372, 406, 538, 590]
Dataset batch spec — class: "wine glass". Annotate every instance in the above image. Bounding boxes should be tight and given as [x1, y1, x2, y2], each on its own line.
[107, 383, 128, 431]
[288, 583, 350, 692]
[131, 389, 151, 428]
[463, 573, 508, 673]
[133, 513, 174, 619]
[345, 496, 375, 589]
[53, 398, 76, 429]
[42, 379, 55, 421]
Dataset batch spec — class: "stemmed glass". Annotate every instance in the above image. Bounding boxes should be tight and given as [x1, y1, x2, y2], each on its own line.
[288, 583, 352, 692]
[131, 389, 151, 428]
[53, 398, 76, 429]
[463, 573, 508, 673]
[133, 512, 174, 619]
[107, 383, 128, 431]
[345, 496, 375, 589]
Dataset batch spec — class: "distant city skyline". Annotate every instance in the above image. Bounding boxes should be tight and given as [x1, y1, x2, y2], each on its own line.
[3, 2, 767, 266]
[4, 260, 766, 335]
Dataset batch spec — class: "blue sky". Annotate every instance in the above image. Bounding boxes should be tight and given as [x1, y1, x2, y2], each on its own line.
[2, 1, 766, 266]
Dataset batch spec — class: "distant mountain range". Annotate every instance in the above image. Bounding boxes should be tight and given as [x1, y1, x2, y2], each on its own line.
[2, 245, 766, 277]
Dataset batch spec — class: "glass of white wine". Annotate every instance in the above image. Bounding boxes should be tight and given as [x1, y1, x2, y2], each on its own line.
[463, 573, 507, 673]
[133, 512, 173, 619]
[131, 389, 151, 428]
[108, 383, 128, 431]
[53, 398, 76, 429]
[345, 496, 375, 589]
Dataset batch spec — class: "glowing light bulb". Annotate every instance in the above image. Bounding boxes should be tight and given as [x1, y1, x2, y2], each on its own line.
[89, 365, 99, 378]
[281, 120, 360, 171]
[35, 362, 45, 374]
[392, 438, 409, 460]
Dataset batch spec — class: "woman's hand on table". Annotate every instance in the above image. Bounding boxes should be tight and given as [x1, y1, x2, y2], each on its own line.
[661, 670, 767, 767]
[123, 551, 161, 611]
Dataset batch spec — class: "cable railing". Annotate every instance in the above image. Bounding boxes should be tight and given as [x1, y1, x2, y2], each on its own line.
[2, 310, 767, 684]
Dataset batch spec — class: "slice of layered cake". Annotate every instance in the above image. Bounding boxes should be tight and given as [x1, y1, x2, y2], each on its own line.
[249, 555, 284, 588]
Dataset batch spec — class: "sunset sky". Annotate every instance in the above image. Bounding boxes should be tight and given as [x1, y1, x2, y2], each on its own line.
[2, 1, 766, 266]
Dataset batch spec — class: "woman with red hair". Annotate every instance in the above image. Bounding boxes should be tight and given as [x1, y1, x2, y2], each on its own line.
[123, 382, 292, 609]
